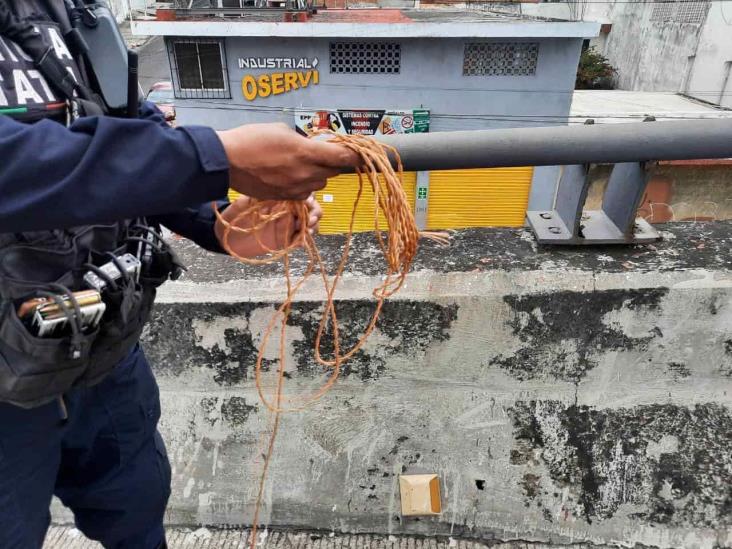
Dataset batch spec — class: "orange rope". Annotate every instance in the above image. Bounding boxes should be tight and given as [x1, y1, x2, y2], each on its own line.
[212, 132, 448, 548]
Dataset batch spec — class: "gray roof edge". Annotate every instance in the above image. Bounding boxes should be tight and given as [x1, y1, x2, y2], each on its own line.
[132, 20, 601, 39]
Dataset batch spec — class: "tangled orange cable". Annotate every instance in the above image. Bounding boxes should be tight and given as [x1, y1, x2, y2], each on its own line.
[212, 132, 448, 548]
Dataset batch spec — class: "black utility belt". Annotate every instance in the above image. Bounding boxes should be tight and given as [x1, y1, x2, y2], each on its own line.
[0, 221, 186, 408]
[17, 253, 142, 339]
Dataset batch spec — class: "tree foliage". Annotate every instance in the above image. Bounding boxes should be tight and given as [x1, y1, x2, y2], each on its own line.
[576, 47, 617, 90]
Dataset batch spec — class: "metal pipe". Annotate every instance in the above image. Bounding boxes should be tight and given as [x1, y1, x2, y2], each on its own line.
[348, 119, 732, 172]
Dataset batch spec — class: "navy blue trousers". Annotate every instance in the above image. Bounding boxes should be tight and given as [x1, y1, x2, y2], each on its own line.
[0, 346, 171, 548]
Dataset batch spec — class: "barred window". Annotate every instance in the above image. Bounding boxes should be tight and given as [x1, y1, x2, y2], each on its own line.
[651, 0, 709, 23]
[329, 42, 401, 74]
[463, 42, 539, 77]
[167, 38, 230, 99]
[651, 2, 675, 20]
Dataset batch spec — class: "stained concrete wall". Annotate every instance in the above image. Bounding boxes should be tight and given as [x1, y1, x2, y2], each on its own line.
[523, 1, 732, 108]
[52, 222, 732, 547]
[686, 4, 732, 108]
[589, 4, 701, 93]
[109, 0, 148, 22]
[585, 163, 732, 221]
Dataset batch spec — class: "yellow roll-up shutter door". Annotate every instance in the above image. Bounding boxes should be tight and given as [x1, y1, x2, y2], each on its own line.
[426, 167, 533, 230]
[314, 173, 417, 234]
[228, 167, 529, 233]
[228, 174, 416, 235]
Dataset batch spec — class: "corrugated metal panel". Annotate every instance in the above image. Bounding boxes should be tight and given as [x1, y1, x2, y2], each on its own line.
[315, 173, 417, 235]
[228, 168, 529, 233]
[426, 168, 533, 229]
[228, 188, 241, 203]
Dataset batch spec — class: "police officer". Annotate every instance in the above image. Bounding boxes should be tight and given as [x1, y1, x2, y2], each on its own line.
[0, 1, 358, 547]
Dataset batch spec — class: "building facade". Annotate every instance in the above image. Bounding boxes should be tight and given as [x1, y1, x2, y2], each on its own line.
[522, 0, 732, 109]
[134, 8, 598, 230]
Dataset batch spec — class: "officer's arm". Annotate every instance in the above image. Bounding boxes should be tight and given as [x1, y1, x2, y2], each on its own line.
[134, 102, 230, 253]
[0, 113, 229, 233]
[151, 201, 229, 254]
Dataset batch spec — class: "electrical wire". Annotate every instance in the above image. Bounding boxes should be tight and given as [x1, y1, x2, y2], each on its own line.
[135, 70, 732, 97]
[145, 101, 732, 125]
[214, 131, 447, 549]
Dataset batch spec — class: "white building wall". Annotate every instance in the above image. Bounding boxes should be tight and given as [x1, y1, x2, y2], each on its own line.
[108, 0, 128, 21]
[520, 2, 612, 49]
[521, 2, 613, 24]
[685, 3, 732, 107]
[520, 1, 732, 107]
[602, 4, 702, 93]
[109, 0, 148, 22]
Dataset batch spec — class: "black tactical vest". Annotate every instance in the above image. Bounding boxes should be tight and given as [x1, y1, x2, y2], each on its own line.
[0, 0, 181, 408]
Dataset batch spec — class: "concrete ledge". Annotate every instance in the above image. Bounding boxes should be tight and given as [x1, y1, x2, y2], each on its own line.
[44, 526, 621, 548]
[53, 222, 732, 548]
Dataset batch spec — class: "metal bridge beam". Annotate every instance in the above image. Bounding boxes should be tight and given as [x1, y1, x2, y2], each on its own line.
[363, 119, 732, 245]
[373, 119, 732, 171]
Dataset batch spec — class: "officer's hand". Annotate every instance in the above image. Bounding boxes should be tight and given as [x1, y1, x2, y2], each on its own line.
[215, 194, 322, 257]
[216, 123, 359, 200]
[293, 195, 323, 236]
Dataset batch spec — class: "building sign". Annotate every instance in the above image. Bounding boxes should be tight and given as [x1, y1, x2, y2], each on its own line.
[295, 109, 430, 136]
[242, 71, 318, 101]
[240, 57, 319, 101]
[238, 57, 318, 70]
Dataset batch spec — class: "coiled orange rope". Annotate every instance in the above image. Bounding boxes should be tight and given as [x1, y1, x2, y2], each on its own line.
[213, 132, 447, 548]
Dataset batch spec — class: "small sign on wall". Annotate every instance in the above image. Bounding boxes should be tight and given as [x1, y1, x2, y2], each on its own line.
[294, 109, 430, 136]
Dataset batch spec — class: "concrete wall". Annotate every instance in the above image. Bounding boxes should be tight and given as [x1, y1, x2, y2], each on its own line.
[686, 4, 732, 108]
[597, 4, 701, 93]
[53, 223, 732, 548]
[109, 0, 148, 22]
[108, 0, 128, 21]
[522, 1, 732, 108]
[585, 163, 732, 221]
[520, 3, 612, 50]
[521, 3, 613, 26]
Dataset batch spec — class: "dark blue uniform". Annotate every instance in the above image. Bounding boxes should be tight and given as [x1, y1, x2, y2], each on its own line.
[0, 98, 231, 546]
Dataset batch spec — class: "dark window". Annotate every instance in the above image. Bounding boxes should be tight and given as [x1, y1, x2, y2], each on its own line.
[168, 38, 230, 99]
[329, 42, 401, 74]
[463, 42, 539, 77]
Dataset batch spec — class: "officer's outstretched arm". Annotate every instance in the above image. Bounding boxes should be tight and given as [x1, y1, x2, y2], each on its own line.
[0, 113, 229, 233]
[0, 116, 359, 234]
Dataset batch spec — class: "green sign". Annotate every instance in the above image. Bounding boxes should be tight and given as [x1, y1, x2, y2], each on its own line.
[417, 187, 428, 200]
[412, 109, 430, 134]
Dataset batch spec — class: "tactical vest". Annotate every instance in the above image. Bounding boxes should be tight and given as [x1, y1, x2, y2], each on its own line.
[0, 0, 182, 409]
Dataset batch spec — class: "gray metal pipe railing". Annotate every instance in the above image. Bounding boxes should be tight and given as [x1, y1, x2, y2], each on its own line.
[353, 119, 732, 172]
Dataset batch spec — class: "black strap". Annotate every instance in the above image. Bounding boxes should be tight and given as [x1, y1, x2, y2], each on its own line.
[0, 0, 103, 111]
[38, 284, 85, 359]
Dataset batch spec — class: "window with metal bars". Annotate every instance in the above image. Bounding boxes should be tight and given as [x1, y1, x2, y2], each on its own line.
[463, 42, 539, 77]
[651, 0, 710, 23]
[167, 38, 230, 99]
[329, 42, 401, 74]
